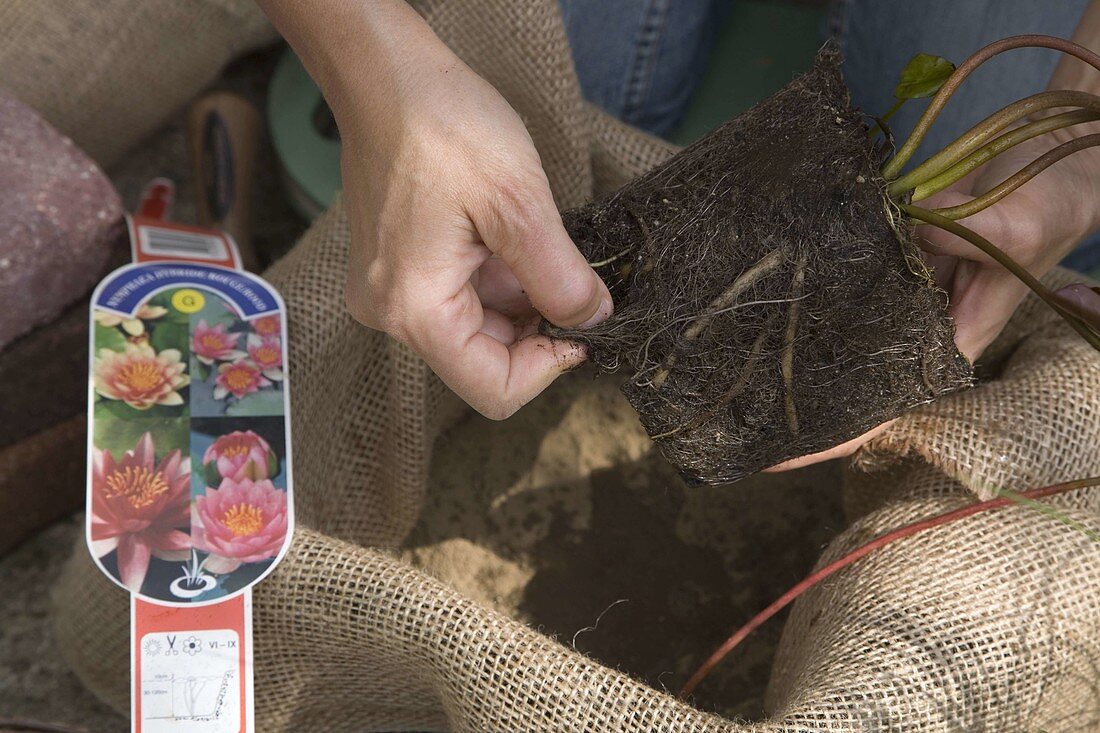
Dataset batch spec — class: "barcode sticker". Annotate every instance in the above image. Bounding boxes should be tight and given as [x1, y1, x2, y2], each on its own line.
[128, 216, 241, 270]
[142, 227, 227, 259]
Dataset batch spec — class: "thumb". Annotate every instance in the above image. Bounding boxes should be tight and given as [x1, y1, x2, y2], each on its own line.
[474, 177, 613, 328]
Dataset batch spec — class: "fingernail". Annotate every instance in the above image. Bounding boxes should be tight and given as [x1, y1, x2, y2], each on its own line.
[578, 291, 613, 330]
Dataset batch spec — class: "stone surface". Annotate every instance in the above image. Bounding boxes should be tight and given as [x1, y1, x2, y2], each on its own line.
[0, 93, 124, 352]
[0, 416, 86, 557]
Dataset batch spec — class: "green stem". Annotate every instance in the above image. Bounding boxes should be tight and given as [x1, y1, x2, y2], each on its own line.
[868, 98, 905, 139]
[998, 487, 1100, 543]
[910, 110, 1100, 200]
[886, 90, 1100, 196]
[900, 204, 1100, 352]
[927, 133, 1100, 219]
[883, 35, 1100, 180]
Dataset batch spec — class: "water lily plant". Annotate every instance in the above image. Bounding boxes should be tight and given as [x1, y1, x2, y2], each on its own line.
[94, 342, 190, 410]
[246, 334, 284, 381]
[203, 430, 277, 482]
[192, 476, 289, 574]
[214, 359, 272, 400]
[94, 304, 168, 336]
[191, 319, 245, 365]
[90, 432, 191, 592]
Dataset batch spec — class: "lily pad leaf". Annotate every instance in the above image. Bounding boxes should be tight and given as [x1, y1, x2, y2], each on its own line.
[894, 54, 955, 100]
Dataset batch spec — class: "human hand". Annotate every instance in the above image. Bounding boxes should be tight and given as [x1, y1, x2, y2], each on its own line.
[915, 132, 1100, 361]
[263, 0, 612, 419]
[769, 132, 1100, 473]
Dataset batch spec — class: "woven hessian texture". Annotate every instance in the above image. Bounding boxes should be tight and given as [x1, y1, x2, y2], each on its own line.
[0, 0, 277, 167]
[36, 0, 1099, 730]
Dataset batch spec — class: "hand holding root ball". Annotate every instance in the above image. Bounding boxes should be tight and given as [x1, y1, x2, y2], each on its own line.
[258, 0, 612, 421]
[775, 130, 1100, 473]
[259, 0, 1100, 480]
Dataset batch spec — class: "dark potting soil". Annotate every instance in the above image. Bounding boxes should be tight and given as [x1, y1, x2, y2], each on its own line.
[547, 48, 973, 485]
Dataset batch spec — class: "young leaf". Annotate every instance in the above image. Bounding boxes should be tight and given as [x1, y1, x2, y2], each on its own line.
[94, 323, 128, 353]
[894, 53, 955, 100]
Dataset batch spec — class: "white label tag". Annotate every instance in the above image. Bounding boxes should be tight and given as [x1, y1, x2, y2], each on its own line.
[139, 629, 241, 731]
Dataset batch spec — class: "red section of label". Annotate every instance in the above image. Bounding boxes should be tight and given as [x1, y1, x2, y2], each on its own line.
[133, 593, 252, 733]
[128, 215, 241, 270]
[137, 178, 176, 221]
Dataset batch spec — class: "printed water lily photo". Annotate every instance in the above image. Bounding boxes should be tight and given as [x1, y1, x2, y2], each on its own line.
[188, 292, 285, 417]
[89, 415, 289, 603]
[89, 430, 191, 595]
[182, 417, 290, 600]
[92, 291, 191, 418]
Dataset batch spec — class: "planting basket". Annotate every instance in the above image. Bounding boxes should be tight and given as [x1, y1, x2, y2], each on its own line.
[18, 0, 1099, 729]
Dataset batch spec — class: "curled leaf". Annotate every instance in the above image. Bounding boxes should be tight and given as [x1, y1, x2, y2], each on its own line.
[894, 53, 955, 100]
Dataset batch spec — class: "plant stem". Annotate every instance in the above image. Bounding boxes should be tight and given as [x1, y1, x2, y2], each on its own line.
[900, 204, 1100, 351]
[882, 35, 1100, 180]
[868, 98, 905, 139]
[999, 487, 1100, 542]
[910, 110, 1100, 200]
[886, 90, 1100, 195]
[924, 133, 1100, 218]
[678, 475, 1100, 699]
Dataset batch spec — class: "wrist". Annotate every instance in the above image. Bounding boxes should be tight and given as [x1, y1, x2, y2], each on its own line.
[256, 0, 442, 129]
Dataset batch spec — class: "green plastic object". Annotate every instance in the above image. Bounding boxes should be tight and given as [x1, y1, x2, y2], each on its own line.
[266, 1, 826, 218]
[267, 48, 342, 220]
[670, 1, 825, 146]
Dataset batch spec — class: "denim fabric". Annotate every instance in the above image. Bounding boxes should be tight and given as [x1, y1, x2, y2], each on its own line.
[558, 0, 734, 136]
[828, 0, 1099, 271]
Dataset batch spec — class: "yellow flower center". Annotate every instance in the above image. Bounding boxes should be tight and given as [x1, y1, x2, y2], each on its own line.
[255, 346, 278, 364]
[103, 466, 169, 509]
[220, 443, 250, 459]
[222, 503, 264, 537]
[200, 334, 226, 350]
[119, 361, 165, 392]
[224, 367, 254, 392]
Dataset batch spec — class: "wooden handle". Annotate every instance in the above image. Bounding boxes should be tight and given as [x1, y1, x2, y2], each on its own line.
[186, 91, 262, 271]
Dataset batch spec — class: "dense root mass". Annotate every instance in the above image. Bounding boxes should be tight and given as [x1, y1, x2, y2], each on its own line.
[547, 49, 974, 485]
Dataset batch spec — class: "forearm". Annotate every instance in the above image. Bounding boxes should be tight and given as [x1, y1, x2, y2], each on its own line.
[254, 0, 447, 125]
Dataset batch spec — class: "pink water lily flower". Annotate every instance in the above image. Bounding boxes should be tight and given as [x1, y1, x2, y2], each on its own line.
[94, 304, 168, 336]
[251, 314, 281, 338]
[214, 360, 271, 400]
[94, 343, 189, 410]
[191, 319, 244, 365]
[204, 430, 274, 481]
[246, 334, 283, 381]
[90, 432, 191, 592]
[192, 477, 288, 574]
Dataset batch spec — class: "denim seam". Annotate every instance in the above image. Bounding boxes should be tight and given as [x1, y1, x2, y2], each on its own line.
[622, 0, 672, 125]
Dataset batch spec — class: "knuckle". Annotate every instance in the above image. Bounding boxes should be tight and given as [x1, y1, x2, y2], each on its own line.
[477, 399, 519, 421]
[346, 259, 408, 338]
[489, 175, 552, 255]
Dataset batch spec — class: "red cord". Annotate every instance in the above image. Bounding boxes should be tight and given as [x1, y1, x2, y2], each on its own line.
[678, 476, 1100, 698]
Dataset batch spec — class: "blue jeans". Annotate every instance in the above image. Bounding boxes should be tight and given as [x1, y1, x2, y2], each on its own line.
[557, 0, 734, 136]
[560, 0, 1099, 272]
[831, 0, 1098, 272]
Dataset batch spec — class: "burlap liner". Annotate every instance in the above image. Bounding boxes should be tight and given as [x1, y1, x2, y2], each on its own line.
[0, 0, 277, 168]
[4, 0, 1093, 729]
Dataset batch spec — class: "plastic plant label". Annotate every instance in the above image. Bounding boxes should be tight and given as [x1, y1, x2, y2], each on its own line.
[87, 215, 292, 733]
